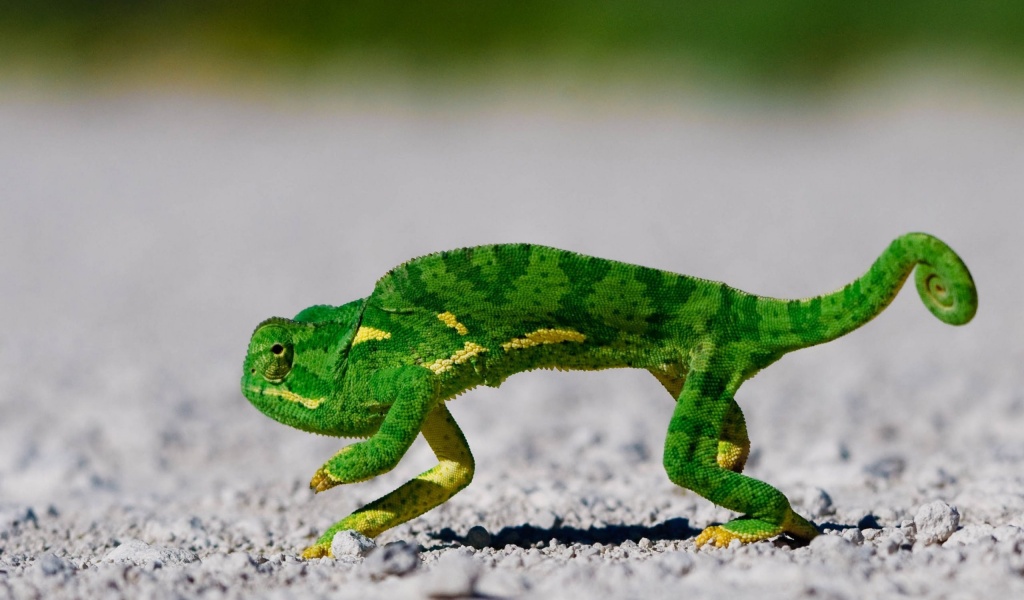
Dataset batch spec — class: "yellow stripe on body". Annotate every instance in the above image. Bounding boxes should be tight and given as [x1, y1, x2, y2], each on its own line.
[425, 341, 488, 375]
[252, 386, 325, 409]
[437, 311, 469, 335]
[501, 328, 586, 351]
[352, 326, 391, 345]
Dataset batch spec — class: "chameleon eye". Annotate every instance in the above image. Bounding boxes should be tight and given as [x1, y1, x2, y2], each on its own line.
[263, 342, 294, 382]
[248, 320, 297, 383]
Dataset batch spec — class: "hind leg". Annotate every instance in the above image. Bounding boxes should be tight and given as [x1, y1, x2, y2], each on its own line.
[663, 369, 818, 547]
[650, 367, 748, 473]
[716, 398, 749, 473]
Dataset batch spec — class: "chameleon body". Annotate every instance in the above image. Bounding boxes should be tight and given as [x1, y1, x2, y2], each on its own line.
[241, 233, 977, 558]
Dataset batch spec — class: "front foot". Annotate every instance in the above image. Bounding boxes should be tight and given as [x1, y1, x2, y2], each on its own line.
[695, 511, 819, 549]
[301, 542, 332, 559]
[301, 517, 380, 559]
[310, 468, 340, 493]
[695, 523, 777, 548]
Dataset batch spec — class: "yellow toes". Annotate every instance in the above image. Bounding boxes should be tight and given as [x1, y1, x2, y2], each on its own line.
[301, 543, 332, 559]
[310, 469, 339, 493]
[695, 525, 736, 548]
[694, 525, 765, 549]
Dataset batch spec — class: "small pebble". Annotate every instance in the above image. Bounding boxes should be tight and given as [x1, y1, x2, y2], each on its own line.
[656, 551, 695, 576]
[465, 525, 492, 550]
[36, 553, 75, 577]
[808, 534, 863, 568]
[101, 539, 200, 567]
[917, 466, 956, 489]
[914, 501, 960, 545]
[201, 552, 253, 572]
[363, 541, 419, 579]
[865, 456, 906, 480]
[802, 487, 835, 518]
[423, 551, 480, 598]
[331, 530, 377, 559]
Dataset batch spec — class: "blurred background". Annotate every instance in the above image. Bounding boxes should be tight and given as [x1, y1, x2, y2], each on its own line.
[0, 1, 1021, 515]
[3, 0, 1024, 91]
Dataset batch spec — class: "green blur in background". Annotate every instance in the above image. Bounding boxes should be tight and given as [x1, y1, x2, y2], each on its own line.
[3, 0, 1023, 91]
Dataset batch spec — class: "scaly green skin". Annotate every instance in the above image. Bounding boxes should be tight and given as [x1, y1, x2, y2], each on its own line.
[241, 233, 977, 558]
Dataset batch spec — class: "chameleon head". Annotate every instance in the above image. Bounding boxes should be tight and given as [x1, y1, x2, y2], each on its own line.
[241, 317, 341, 433]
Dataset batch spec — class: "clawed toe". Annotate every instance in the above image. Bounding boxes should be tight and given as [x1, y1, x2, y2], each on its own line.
[309, 469, 337, 493]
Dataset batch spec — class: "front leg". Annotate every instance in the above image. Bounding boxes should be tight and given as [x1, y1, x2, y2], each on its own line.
[309, 367, 437, 494]
[302, 398, 475, 558]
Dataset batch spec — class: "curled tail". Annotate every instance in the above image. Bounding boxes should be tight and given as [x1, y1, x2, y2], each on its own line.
[777, 233, 977, 349]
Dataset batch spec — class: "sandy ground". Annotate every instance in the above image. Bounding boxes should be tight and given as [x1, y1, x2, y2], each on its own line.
[0, 86, 1022, 598]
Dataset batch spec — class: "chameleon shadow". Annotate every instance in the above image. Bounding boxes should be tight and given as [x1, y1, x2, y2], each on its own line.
[429, 517, 700, 550]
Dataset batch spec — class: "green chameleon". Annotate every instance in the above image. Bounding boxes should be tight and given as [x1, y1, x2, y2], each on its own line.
[241, 232, 977, 558]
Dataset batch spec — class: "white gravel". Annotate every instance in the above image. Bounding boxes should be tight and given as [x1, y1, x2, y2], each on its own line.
[331, 530, 377, 560]
[1, 84, 1022, 598]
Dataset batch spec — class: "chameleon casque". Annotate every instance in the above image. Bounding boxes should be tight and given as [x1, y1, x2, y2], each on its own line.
[241, 232, 977, 558]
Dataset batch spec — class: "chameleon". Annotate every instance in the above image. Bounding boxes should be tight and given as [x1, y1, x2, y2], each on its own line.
[241, 232, 977, 558]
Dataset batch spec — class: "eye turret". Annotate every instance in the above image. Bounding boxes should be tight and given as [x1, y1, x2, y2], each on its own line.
[248, 320, 295, 382]
[263, 340, 294, 381]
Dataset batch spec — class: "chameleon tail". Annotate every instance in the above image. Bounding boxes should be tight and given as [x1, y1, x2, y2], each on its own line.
[776, 232, 977, 349]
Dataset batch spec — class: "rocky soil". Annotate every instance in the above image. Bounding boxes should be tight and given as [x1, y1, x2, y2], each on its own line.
[1, 88, 1021, 598]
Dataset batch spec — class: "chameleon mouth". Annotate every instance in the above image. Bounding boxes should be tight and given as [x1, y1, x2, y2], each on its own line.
[248, 385, 326, 410]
